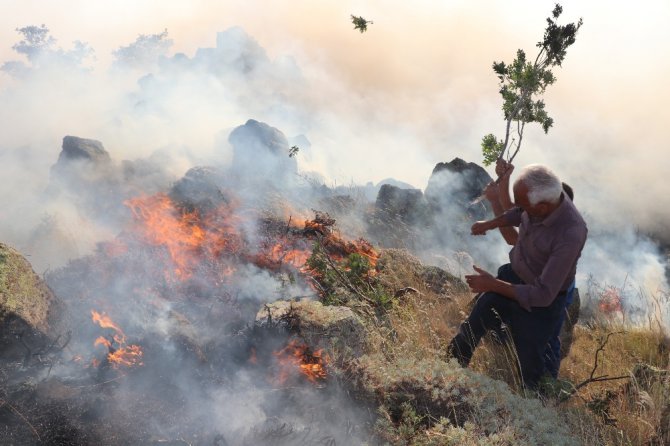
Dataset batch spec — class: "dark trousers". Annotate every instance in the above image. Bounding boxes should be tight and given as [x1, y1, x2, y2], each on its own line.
[543, 282, 574, 378]
[448, 264, 567, 388]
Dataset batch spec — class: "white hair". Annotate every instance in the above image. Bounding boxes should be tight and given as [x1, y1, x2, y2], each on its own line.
[514, 164, 562, 206]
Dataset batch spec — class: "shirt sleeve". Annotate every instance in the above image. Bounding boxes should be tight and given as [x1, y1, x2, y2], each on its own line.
[513, 227, 587, 311]
[502, 207, 523, 227]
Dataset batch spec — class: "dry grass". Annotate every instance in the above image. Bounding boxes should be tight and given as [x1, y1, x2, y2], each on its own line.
[357, 249, 670, 445]
[559, 323, 669, 445]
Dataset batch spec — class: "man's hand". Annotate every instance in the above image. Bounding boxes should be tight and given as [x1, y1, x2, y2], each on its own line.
[471, 221, 491, 236]
[495, 159, 514, 180]
[465, 265, 496, 293]
[465, 265, 517, 301]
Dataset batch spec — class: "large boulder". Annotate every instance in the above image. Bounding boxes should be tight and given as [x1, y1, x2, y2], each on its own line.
[48, 136, 121, 215]
[228, 119, 297, 185]
[255, 298, 367, 357]
[57, 136, 111, 165]
[169, 166, 230, 215]
[367, 186, 432, 249]
[50, 135, 115, 186]
[424, 157, 492, 220]
[0, 242, 64, 359]
[374, 184, 431, 226]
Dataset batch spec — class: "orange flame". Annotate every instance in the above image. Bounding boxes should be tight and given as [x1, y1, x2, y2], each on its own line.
[598, 286, 623, 317]
[273, 339, 329, 385]
[123, 193, 241, 280]
[269, 242, 312, 270]
[91, 310, 143, 369]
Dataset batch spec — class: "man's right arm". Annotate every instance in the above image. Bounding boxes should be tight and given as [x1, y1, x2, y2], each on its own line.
[471, 211, 516, 236]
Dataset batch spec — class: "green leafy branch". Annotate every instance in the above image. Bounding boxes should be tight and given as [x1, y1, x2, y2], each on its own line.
[481, 4, 582, 166]
[351, 15, 373, 33]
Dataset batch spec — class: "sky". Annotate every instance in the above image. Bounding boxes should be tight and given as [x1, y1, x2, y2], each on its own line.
[1, 1, 668, 224]
[0, 1, 668, 296]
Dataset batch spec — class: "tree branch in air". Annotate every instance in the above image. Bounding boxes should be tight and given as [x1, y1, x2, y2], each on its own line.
[481, 4, 583, 167]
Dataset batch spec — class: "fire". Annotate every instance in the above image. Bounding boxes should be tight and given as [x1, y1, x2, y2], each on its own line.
[91, 310, 143, 369]
[273, 339, 329, 385]
[123, 193, 241, 280]
[269, 242, 312, 270]
[598, 286, 623, 317]
[264, 213, 379, 273]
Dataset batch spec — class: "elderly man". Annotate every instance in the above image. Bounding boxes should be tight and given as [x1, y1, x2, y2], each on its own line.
[447, 164, 587, 388]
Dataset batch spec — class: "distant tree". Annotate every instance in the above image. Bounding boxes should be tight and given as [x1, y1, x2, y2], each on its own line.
[481, 4, 582, 166]
[11, 25, 55, 61]
[351, 15, 373, 33]
[1, 24, 93, 76]
[112, 29, 173, 69]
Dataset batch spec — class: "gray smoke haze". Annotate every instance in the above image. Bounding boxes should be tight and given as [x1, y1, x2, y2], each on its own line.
[0, 4, 669, 441]
[0, 4, 668, 319]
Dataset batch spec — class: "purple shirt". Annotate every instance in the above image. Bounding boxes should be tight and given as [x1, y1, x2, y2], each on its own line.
[503, 194, 587, 311]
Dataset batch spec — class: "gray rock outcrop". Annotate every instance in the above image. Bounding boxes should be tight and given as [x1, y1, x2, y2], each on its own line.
[424, 157, 492, 220]
[255, 298, 367, 357]
[229, 119, 297, 185]
[0, 242, 64, 360]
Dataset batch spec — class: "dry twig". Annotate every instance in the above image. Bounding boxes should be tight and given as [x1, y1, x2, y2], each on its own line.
[560, 331, 630, 402]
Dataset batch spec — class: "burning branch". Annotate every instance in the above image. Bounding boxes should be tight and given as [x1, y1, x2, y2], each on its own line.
[91, 310, 143, 369]
[273, 339, 330, 385]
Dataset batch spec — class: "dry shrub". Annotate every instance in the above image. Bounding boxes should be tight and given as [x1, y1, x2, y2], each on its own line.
[559, 322, 669, 445]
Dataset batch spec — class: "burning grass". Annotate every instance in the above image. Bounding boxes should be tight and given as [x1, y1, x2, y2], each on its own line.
[3, 193, 669, 445]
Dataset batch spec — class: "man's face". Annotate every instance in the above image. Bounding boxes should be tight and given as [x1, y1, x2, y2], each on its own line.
[513, 181, 551, 218]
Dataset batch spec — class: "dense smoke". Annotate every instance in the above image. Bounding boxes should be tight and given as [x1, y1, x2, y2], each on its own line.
[0, 13, 667, 319]
[0, 12, 669, 443]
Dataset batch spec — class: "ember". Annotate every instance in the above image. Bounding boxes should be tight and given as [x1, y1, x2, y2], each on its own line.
[91, 310, 143, 369]
[273, 339, 330, 385]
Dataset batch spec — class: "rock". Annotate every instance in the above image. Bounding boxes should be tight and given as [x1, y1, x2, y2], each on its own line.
[169, 166, 230, 215]
[375, 248, 465, 297]
[255, 298, 367, 357]
[57, 136, 111, 165]
[0, 242, 64, 360]
[51, 135, 115, 184]
[368, 186, 432, 249]
[48, 136, 122, 219]
[228, 119, 297, 184]
[424, 157, 492, 220]
[374, 184, 431, 226]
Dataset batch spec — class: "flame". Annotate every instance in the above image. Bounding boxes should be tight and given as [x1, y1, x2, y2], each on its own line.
[598, 286, 623, 317]
[123, 193, 241, 280]
[91, 310, 124, 339]
[107, 344, 143, 368]
[273, 339, 329, 385]
[269, 242, 312, 269]
[91, 310, 143, 369]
